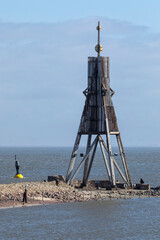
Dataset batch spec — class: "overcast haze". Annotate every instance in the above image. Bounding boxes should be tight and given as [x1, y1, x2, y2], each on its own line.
[0, 1, 160, 147]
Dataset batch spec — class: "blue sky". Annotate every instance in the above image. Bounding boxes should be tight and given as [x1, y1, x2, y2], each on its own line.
[1, 0, 160, 32]
[0, 0, 160, 146]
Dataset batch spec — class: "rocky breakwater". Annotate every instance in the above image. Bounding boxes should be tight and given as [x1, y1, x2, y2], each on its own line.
[0, 182, 160, 208]
[79, 188, 160, 201]
[0, 181, 84, 208]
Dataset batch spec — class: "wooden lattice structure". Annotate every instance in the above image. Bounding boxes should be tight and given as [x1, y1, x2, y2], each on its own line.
[66, 22, 132, 187]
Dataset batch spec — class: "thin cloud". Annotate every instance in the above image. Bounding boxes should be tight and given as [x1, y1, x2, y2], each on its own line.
[0, 17, 159, 146]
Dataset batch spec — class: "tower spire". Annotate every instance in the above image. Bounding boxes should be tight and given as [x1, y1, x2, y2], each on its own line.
[95, 21, 103, 56]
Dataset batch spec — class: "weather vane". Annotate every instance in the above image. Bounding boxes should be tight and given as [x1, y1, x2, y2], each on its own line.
[95, 21, 103, 56]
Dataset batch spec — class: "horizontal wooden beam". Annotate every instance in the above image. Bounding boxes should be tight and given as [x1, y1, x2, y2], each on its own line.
[109, 132, 120, 135]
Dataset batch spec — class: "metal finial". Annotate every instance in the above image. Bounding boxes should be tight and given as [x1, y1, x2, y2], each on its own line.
[95, 21, 103, 56]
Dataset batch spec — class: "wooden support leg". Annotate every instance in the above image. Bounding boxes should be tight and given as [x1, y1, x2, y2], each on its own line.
[116, 134, 132, 186]
[69, 136, 99, 183]
[99, 135, 127, 183]
[66, 133, 81, 183]
[102, 95, 115, 186]
[112, 157, 127, 184]
[82, 134, 92, 186]
[99, 136, 111, 181]
[66, 101, 87, 183]
[85, 137, 98, 184]
[105, 118, 116, 186]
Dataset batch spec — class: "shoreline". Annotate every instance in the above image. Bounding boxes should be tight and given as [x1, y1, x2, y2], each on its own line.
[0, 181, 160, 209]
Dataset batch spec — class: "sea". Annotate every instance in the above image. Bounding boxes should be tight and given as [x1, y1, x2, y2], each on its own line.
[0, 147, 160, 240]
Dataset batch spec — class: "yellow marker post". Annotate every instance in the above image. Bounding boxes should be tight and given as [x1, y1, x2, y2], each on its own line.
[14, 155, 24, 178]
[14, 173, 23, 179]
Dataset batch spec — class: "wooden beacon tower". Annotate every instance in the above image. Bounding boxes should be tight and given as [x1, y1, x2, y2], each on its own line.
[66, 22, 132, 187]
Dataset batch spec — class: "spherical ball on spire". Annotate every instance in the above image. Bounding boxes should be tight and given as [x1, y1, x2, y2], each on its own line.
[95, 44, 103, 53]
[96, 25, 102, 31]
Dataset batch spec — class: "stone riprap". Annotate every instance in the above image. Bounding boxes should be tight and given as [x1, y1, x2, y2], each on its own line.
[0, 181, 159, 208]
